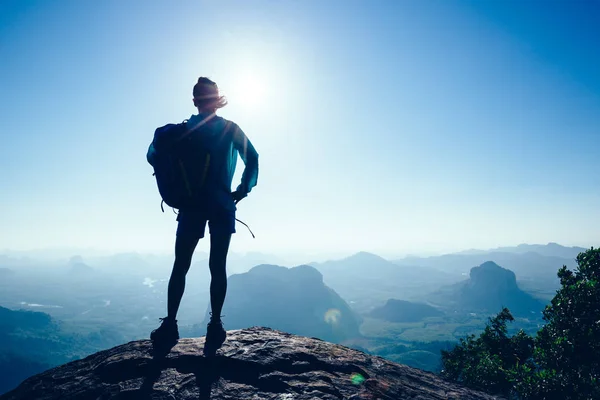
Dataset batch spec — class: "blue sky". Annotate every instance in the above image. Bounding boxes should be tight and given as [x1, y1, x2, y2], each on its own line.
[0, 0, 598, 258]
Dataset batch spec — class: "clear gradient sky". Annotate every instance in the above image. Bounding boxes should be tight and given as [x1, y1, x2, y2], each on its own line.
[1, 0, 598, 258]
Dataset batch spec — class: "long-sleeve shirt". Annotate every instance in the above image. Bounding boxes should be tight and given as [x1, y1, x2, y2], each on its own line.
[185, 113, 259, 211]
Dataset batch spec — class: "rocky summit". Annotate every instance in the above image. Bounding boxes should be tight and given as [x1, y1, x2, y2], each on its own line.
[1, 327, 502, 400]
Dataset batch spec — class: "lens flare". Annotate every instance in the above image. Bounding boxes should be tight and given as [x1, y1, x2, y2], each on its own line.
[351, 373, 365, 385]
[324, 308, 341, 325]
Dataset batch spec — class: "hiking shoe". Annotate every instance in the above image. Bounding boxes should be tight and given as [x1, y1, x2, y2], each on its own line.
[203, 314, 226, 356]
[150, 317, 179, 344]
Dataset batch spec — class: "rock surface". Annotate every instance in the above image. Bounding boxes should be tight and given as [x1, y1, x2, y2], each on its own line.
[1, 327, 502, 400]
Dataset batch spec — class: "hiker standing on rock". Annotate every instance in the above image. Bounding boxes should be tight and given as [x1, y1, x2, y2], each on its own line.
[147, 77, 259, 355]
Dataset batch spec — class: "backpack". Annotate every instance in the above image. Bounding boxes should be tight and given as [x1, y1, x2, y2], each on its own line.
[147, 119, 215, 211]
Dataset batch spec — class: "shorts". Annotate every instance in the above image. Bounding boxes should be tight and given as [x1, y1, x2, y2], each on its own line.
[176, 206, 236, 239]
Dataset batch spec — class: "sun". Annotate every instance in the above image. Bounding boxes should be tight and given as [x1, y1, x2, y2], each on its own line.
[228, 72, 267, 108]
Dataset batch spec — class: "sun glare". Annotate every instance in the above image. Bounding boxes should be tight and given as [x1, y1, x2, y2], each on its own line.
[228, 73, 267, 108]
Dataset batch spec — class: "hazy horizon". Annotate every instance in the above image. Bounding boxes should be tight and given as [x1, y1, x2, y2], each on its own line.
[0, 241, 593, 268]
[2, 1, 599, 257]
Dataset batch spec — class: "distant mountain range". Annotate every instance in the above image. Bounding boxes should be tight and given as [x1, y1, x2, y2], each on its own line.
[2, 242, 588, 268]
[307, 243, 587, 313]
[311, 252, 460, 312]
[197, 264, 361, 344]
[451, 243, 587, 259]
[394, 246, 578, 282]
[428, 261, 546, 316]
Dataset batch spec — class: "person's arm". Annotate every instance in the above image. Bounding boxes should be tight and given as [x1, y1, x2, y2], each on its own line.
[231, 124, 259, 202]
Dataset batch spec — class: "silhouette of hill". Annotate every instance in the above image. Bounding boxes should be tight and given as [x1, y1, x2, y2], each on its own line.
[67, 256, 94, 276]
[370, 299, 444, 323]
[312, 252, 459, 312]
[0, 306, 55, 332]
[226, 252, 289, 274]
[1, 327, 500, 400]
[0, 307, 62, 394]
[0, 306, 125, 395]
[429, 262, 546, 316]
[196, 265, 360, 344]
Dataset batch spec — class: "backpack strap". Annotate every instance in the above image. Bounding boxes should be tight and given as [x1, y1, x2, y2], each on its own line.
[159, 199, 178, 215]
[235, 217, 256, 239]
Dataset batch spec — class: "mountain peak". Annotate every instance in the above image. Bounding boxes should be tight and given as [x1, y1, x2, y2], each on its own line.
[477, 261, 503, 270]
[345, 251, 388, 263]
[246, 263, 324, 283]
[469, 261, 516, 289]
[3, 327, 499, 400]
[353, 250, 384, 258]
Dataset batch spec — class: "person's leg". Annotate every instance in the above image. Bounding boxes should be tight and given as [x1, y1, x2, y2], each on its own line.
[167, 234, 200, 321]
[203, 208, 235, 355]
[208, 232, 232, 319]
[152, 211, 206, 343]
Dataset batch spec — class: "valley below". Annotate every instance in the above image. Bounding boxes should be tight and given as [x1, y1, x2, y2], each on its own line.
[0, 243, 582, 394]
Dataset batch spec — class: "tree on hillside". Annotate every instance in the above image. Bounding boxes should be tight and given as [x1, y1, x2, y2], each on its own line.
[527, 247, 600, 399]
[440, 308, 535, 397]
[441, 247, 600, 400]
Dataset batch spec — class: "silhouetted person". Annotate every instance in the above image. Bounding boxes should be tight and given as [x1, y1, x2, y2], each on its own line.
[150, 77, 259, 355]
